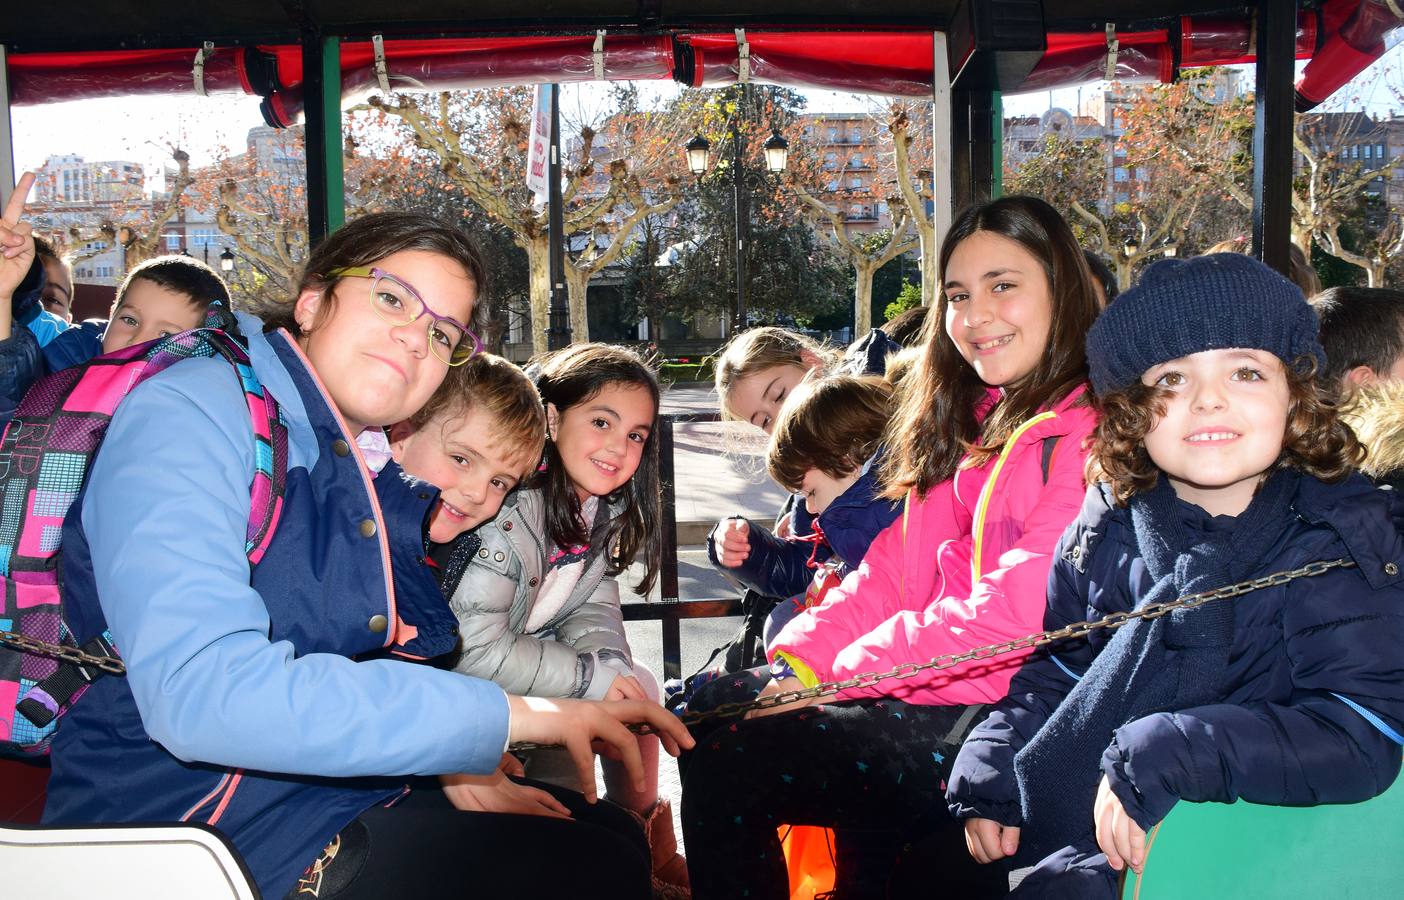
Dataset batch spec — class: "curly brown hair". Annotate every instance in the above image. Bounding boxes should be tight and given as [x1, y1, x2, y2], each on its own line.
[1090, 356, 1364, 505]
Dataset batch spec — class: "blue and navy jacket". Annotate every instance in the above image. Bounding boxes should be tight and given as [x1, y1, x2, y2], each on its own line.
[710, 456, 903, 598]
[948, 474, 1404, 841]
[44, 312, 509, 899]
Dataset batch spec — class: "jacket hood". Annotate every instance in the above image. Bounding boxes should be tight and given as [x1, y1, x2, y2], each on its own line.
[838, 328, 903, 378]
[1343, 381, 1404, 483]
[1293, 472, 1404, 591]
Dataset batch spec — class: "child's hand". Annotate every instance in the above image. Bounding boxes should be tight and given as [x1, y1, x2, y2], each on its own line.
[774, 511, 794, 539]
[0, 172, 37, 333]
[963, 818, 1020, 864]
[1094, 774, 1148, 874]
[744, 675, 823, 719]
[713, 517, 751, 567]
[497, 751, 526, 778]
[604, 674, 647, 702]
[440, 770, 572, 819]
[506, 695, 695, 803]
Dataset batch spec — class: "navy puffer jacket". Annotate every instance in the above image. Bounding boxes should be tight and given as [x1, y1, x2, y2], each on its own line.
[948, 474, 1404, 839]
[716, 457, 902, 598]
[0, 325, 40, 427]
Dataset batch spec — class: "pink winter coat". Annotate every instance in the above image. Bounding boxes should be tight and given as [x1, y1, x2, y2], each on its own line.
[768, 385, 1096, 707]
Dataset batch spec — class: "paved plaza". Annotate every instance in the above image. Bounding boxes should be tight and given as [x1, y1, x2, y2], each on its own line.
[617, 381, 796, 849]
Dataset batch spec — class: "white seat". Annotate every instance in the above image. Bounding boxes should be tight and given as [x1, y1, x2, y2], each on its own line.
[0, 822, 260, 899]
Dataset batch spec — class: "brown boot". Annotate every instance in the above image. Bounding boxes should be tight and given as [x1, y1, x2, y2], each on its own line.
[643, 799, 690, 900]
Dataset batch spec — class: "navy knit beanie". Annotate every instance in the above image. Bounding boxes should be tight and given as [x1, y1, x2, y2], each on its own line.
[1085, 252, 1325, 396]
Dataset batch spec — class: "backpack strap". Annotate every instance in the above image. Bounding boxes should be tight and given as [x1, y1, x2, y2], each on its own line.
[900, 487, 914, 606]
[197, 330, 289, 563]
[1040, 434, 1061, 485]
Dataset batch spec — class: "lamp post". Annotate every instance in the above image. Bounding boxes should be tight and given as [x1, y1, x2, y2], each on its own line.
[219, 248, 235, 273]
[684, 87, 789, 333]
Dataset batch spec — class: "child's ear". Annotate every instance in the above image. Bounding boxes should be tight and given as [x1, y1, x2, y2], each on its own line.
[292, 288, 324, 333]
[386, 420, 417, 463]
[799, 348, 824, 373]
[1345, 365, 1379, 388]
[544, 402, 560, 442]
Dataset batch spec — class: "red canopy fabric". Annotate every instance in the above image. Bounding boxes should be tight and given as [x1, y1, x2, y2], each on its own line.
[679, 32, 935, 97]
[6, 3, 1395, 121]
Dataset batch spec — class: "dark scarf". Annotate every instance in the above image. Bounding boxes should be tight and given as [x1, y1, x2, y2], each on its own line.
[1012, 468, 1300, 860]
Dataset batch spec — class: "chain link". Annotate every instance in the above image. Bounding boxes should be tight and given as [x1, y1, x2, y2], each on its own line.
[0, 629, 126, 675]
[664, 558, 1355, 730]
[3, 558, 1356, 745]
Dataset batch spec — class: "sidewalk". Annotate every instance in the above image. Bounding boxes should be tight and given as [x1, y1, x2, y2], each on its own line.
[660, 382, 789, 537]
[623, 382, 795, 852]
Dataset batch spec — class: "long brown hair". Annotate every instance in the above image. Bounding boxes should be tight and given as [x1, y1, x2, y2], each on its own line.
[881, 195, 1100, 499]
[714, 327, 839, 421]
[530, 343, 662, 595]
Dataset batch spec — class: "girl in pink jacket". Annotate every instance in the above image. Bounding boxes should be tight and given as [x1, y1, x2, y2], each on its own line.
[680, 196, 1102, 900]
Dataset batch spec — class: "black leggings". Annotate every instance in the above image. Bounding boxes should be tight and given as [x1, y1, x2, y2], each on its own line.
[680, 666, 986, 900]
[285, 779, 650, 900]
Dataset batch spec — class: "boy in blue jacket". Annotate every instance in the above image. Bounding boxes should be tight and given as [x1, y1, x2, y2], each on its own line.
[946, 253, 1404, 898]
[0, 253, 229, 426]
[712, 373, 902, 643]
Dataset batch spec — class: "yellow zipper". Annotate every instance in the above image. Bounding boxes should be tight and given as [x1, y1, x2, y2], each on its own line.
[970, 411, 1057, 581]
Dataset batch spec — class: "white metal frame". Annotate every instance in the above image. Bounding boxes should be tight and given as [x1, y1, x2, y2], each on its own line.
[0, 823, 261, 899]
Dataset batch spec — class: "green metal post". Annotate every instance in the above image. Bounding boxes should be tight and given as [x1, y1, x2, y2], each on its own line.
[991, 91, 1003, 198]
[320, 35, 345, 235]
[302, 33, 344, 244]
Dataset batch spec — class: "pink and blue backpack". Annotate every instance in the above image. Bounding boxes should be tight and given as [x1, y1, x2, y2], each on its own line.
[0, 310, 287, 756]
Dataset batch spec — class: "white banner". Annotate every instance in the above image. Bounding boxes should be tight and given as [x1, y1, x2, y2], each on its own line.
[526, 84, 552, 207]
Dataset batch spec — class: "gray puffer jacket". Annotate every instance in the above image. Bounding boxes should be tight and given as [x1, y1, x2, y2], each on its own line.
[447, 486, 633, 700]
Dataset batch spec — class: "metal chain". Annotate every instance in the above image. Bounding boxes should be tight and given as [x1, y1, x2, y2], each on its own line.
[3, 558, 1355, 743]
[669, 557, 1354, 729]
[0, 629, 126, 675]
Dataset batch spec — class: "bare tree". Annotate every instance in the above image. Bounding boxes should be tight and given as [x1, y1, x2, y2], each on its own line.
[56, 148, 195, 272]
[795, 185, 917, 333]
[889, 107, 938, 304]
[358, 87, 689, 351]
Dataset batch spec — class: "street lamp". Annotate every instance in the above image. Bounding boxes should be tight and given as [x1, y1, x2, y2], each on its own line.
[763, 131, 790, 173]
[682, 90, 791, 333]
[685, 135, 711, 176]
[219, 248, 235, 273]
[1123, 236, 1141, 258]
[1162, 244, 1178, 258]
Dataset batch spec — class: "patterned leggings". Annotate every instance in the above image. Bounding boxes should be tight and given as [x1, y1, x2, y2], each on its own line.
[679, 667, 986, 900]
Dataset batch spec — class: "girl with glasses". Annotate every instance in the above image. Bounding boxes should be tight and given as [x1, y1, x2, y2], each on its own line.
[20, 200, 692, 900]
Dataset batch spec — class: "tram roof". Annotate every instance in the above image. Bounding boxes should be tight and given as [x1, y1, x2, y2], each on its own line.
[2, 2, 1260, 52]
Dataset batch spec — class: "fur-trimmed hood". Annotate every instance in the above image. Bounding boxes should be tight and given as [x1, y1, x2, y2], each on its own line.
[1342, 381, 1404, 486]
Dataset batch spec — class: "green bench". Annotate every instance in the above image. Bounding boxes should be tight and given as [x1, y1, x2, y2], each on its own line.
[1125, 780, 1404, 898]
